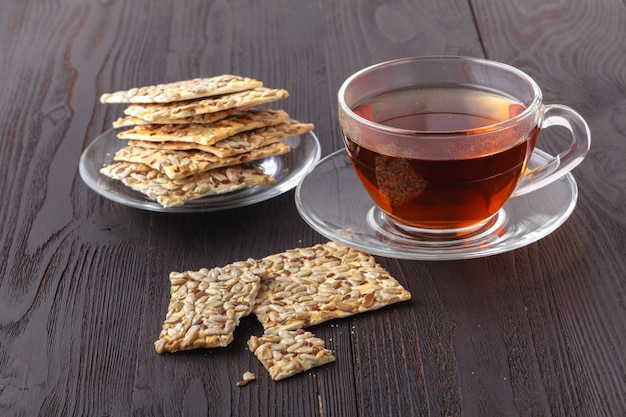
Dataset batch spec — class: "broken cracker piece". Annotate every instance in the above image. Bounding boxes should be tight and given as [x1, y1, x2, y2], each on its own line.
[253, 241, 411, 331]
[154, 260, 263, 354]
[248, 328, 335, 381]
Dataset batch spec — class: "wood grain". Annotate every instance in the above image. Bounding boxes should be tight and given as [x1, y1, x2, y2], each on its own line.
[472, 0, 626, 415]
[0, 0, 624, 416]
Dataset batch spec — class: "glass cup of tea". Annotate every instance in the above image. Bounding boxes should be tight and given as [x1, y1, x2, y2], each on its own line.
[338, 56, 590, 237]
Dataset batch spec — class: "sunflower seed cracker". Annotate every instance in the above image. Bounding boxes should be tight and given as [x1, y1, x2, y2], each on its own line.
[247, 329, 335, 381]
[112, 109, 235, 128]
[114, 142, 290, 179]
[123, 87, 289, 122]
[154, 260, 263, 353]
[100, 161, 275, 208]
[253, 241, 411, 331]
[100, 75, 262, 104]
[127, 121, 313, 157]
[116, 109, 289, 146]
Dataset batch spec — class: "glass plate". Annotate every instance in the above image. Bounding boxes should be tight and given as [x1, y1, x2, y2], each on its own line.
[79, 128, 321, 212]
[295, 149, 578, 260]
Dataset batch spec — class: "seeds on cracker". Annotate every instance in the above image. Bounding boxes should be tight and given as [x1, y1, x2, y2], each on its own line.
[100, 161, 275, 208]
[151, 241, 412, 383]
[248, 329, 336, 381]
[96, 75, 315, 207]
[117, 109, 289, 146]
[253, 241, 412, 331]
[114, 142, 291, 180]
[123, 87, 289, 122]
[202, 121, 313, 157]
[100, 75, 262, 104]
[154, 260, 264, 354]
[112, 109, 236, 128]
[128, 121, 313, 157]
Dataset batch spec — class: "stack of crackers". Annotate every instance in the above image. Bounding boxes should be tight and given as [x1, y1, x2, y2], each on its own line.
[98, 75, 314, 208]
[154, 241, 412, 381]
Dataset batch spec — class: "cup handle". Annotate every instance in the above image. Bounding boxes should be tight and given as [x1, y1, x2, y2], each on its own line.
[512, 104, 591, 197]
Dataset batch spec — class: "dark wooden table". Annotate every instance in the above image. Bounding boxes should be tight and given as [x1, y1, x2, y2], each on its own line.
[1, 0, 624, 416]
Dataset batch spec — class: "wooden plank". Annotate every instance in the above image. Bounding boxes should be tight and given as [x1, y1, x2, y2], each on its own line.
[472, 0, 626, 416]
[0, 1, 158, 416]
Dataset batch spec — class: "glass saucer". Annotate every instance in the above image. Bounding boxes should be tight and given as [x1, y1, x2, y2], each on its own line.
[79, 128, 321, 212]
[295, 149, 578, 260]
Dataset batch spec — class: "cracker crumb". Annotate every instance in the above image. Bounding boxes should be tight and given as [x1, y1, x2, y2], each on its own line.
[236, 371, 256, 387]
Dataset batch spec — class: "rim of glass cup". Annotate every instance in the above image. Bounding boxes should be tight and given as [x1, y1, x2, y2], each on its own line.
[337, 55, 544, 135]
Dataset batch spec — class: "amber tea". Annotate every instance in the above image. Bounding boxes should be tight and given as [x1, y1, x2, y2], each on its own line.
[338, 56, 590, 236]
[344, 86, 539, 230]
